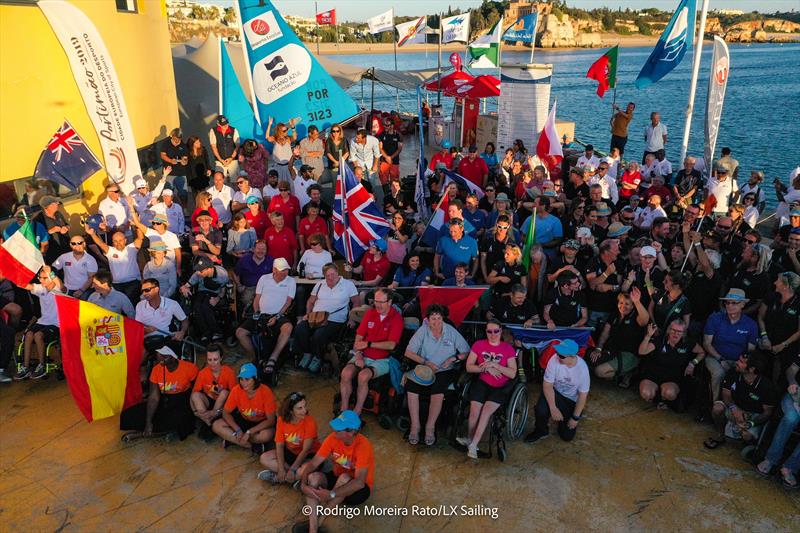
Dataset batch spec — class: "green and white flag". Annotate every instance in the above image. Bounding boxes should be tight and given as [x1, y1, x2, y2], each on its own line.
[468, 17, 502, 68]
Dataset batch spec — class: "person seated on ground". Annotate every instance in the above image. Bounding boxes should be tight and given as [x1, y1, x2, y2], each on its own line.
[526, 339, 590, 444]
[190, 344, 236, 441]
[295, 410, 374, 533]
[339, 288, 403, 416]
[142, 242, 177, 298]
[264, 211, 299, 268]
[213, 362, 277, 453]
[404, 304, 470, 446]
[458, 319, 518, 459]
[352, 238, 390, 288]
[258, 391, 319, 485]
[15, 266, 64, 380]
[190, 210, 223, 263]
[591, 287, 649, 386]
[704, 352, 778, 450]
[543, 271, 588, 330]
[441, 262, 476, 287]
[757, 272, 800, 385]
[52, 234, 97, 299]
[638, 320, 705, 411]
[135, 278, 188, 344]
[119, 345, 199, 441]
[486, 244, 527, 298]
[756, 354, 800, 489]
[295, 263, 359, 374]
[88, 271, 135, 317]
[704, 288, 759, 401]
[180, 256, 229, 343]
[235, 258, 295, 377]
[84, 226, 144, 307]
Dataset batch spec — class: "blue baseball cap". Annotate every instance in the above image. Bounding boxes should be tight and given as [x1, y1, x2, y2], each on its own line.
[441, 140, 452, 149]
[238, 363, 258, 379]
[246, 195, 261, 205]
[370, 238, 387, 253]
[554, 339, 579, 357]
[330, 410, 361, 431]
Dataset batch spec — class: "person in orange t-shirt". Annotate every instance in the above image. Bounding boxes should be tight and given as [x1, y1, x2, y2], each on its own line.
[212, 363, 276, 452]
[190, 345, 237, 439]
[257, 391, 319, 485]
[119, 345, 199, 442]
[295, 410, 373, 533]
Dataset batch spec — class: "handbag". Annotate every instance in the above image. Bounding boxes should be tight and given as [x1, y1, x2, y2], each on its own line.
[307, 280, 348, 328]
[386, 237, 407, 264]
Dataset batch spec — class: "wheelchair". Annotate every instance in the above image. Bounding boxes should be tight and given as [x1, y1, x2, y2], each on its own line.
[250, 311, 294, 387]
[14, 325, 62, 380]
[177, 282, 238, 347]
[332, 352, 406, 430]
[448, 357, 529, 462]
[740, 399, 800, 467]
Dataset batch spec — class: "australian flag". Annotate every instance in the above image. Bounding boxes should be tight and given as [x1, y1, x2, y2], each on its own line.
[34, 120, 102, 191]
[333, 158, 391, 263]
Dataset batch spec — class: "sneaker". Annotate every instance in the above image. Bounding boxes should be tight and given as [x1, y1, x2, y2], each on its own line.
[0, 369, 12, 383]
[292, 479, 301, 491]
[455, 437, 470, 447]
[307, 356, 322, 373]
[14, 366, 31, 381]
[467, 444, 479, 459]
[524, 430, 549, 444]
[297, 352, 313, 369]
[257, 469, 277, 483]
[31, 364, 47, 380]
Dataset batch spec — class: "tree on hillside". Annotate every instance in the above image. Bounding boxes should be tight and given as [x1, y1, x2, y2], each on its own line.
[224, 7, 236, 24]
[602, 12, 615, 30]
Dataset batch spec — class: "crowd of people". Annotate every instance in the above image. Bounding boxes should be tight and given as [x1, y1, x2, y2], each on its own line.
[2, 108, 800, 532]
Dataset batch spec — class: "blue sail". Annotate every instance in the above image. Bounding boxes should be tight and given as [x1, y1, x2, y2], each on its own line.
[220, 39, 264, 143]
[635, 0, 697, 89]
[235, 0, 360, 137]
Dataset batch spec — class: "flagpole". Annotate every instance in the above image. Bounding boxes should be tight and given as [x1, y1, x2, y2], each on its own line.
[392, 8, 399, 111]
[315, 2, 320, 55]
[679, 0, 710, 165]
[437, 12, 442, 106]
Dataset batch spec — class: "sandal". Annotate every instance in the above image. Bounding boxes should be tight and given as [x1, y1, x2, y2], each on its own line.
[703, 436, 725, 450]
[263, 358, 277, 374]
[407, 429, 419, 445]
[424, 430, 436, 447]
[781, 470, 798, 490]
[756, 460, 772, 477]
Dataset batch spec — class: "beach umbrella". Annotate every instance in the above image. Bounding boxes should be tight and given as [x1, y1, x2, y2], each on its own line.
[424, 70, 474, 93]
[448, 75, 501, 98]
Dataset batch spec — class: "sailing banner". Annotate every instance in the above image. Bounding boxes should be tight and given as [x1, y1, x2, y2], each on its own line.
[368, 9, 394, 34]
[468, 17, 502, 68]
[38, 0, 143, 194]
[502, 12, 538, 43]
[235, 0, 359, 136]
[316, 9, 336, 26]
[441, 12, 471, 44]
[396, 16, 427, 47]
[635, 0, 697, 89]
[704, 35, 730, 174]
[220, 39, 263, 142]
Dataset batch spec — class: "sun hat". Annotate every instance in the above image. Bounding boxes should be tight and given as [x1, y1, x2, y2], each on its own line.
[161, 188, 173, 197]
[272, 257, 291, 271]
[576, 227, 592, 239]
[155, 346, 178, 359]
[150, 241, 168, 252]
[640, 246, 658, 257]
[404, 365, 435, 387]
[596, 202, 612, 216]
[134, 178, 147, 189]
[720, 288, 748, 302]
[330, 409, 362, 431]
[38, 196, 60, 209]
[554, 339, 579, 357]
[151, 214, 168, 225]
[495, 192, 510, 202]
[607, 222, 631, 238]
[238, 362, 257, 379]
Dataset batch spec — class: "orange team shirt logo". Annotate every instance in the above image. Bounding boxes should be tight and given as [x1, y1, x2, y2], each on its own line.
[242, 407, 262, 419]
[333, 451, 353, 470]
[160, 380, 179, 393]
[285, 432, 302, 446]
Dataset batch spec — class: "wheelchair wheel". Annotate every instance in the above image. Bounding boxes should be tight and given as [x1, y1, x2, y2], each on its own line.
[378, 414, 393, 430]
[181, 337, 196, 364]
[395, 415, 410, 433]
[505, 382, 529, 441]
[741, 444, 757, 463]
[448, 379, 472, 445]
[225, 335, 237, 348]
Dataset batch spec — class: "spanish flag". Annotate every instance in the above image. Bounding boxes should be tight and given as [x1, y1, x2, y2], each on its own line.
[55, 295, 144, 422]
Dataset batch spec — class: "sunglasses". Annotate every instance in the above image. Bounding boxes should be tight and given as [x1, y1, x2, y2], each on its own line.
[310, 241, 322, 246]
[280, 129, 288, 133]
[373, 299, 389, 304]
[723, 300, 742, 306]
[496, 225, 509, 230]
[236, 180, 246, 184]
[717, 225, 732, 230]
[109, 189, 120, 193]
[745, 238, 758, 245]
[486, 328, 502, 334]
[152, 221, 165, 226]
[137, 186, 146, 190]
[141, 287, 155, 293]
[279, 188, 289, 192]
[331, 129, 341, 133]
[70, 241, 85, 245]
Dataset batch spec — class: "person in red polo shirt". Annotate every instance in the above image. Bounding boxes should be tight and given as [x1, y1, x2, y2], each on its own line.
[429, 140, 454, 171]
[458, 145, 489, 189]
[264, 211, 299, 267]
[268, 180, 301, 231]
[339, 288, 403, 415]
[298, 203, 330, 252]
[352, 239, 390, 288]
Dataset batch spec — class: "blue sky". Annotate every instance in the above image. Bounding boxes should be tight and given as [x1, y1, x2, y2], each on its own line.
[201, 1, 799, 20]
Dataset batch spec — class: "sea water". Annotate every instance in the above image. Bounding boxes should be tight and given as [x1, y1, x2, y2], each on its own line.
[338, 43, 800, 213]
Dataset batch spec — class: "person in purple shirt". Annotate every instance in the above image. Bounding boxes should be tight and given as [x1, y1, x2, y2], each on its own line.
[232, 239, 273, 315]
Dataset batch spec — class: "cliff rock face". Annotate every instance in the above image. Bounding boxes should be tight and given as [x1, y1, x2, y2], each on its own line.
[763, 19, 800, 33]
[538, 14, 576, 47]
[572, 18, 603, 34]
[575, 33, 601, 47]
[705, 17, 723, 35]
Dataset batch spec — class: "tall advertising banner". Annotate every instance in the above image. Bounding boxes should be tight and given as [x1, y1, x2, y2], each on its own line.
[38, 0, 143, 194]
[235, 0, 359, 136]
[703, 35, 730, 175]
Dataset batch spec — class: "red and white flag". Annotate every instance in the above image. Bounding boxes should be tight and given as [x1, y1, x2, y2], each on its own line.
[536, 100, 563, 174]
[418, 287, 486, 327]
[316, 9, 336, 25]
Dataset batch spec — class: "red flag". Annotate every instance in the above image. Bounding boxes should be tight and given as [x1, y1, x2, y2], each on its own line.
[316, 9, 336, 25]
[703, 193, 718, 215]
[417, 287, 486, 326]
[536, 100, 563, 174]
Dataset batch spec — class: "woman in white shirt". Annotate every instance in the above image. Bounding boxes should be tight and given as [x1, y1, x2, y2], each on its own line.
[143, 242, 177, 298]
[297, 233, 333, 279]
[742, 193, 760, 229]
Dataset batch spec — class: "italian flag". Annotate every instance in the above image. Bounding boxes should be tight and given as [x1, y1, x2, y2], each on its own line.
[586, 45, 618, 97]
[0, 219, 44, 286]
[468, 17, 503, 68]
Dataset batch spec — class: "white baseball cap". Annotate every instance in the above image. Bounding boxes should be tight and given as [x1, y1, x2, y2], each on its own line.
[161, 188, 173, 196]
[134, 178, 147, 189]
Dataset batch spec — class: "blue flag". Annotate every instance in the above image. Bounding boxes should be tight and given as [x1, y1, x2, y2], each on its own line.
[220, 39, 264, 143]
[502, 13, 538, 43]
[235, 0, 359, 137]
[635, 0, 697, 89]
[34, 120, 102, 191]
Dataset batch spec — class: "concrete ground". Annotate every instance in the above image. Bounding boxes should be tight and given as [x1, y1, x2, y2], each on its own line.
[1, 361, 798, 533]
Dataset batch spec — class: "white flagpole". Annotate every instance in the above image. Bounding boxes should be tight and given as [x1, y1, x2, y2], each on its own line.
[679, 0, 710, 165]
[315, 2, 320, 55]
[217, 36, 223, 115]
[437, 13, 442, 106]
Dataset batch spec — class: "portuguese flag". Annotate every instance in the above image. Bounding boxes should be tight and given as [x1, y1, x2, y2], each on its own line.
[56, 296, 144, 421]
[0, 219, 44, 286]
[586, 45, 618, 97]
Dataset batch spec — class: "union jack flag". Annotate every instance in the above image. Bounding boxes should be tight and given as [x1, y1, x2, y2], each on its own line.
[333, 159, 391, 263]
[35, 120, 102, 191]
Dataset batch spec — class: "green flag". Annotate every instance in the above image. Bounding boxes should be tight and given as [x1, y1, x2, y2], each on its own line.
[468, 17, 502, 68]
[522, 208, 537, 270]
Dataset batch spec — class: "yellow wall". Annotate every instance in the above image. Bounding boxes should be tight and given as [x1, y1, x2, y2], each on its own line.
[0, 0, 177, 221]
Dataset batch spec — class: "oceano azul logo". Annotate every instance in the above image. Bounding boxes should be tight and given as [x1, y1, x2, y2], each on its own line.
[253, 43, 311, 105]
